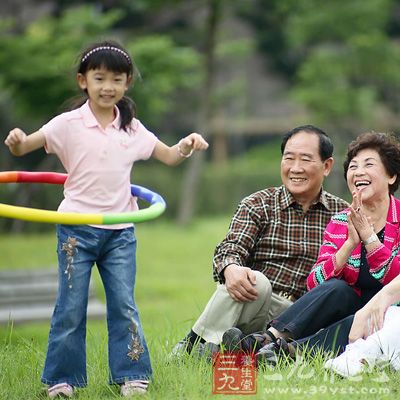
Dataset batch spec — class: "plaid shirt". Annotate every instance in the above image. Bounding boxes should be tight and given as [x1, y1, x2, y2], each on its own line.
[213, 185, 349, 300]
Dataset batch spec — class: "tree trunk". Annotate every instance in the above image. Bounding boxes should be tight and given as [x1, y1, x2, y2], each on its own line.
[177, 0, 222, 225]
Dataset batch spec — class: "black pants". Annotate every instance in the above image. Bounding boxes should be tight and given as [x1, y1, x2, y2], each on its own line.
[269, 279, 369, 339]
[296, 315, 354, 355]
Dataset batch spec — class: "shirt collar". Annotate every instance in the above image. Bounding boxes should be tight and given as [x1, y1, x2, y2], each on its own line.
[280, 185, 329, 210]
[387, 195, 399, 223]
[280, 185, 297, 210]
[318, 189, 331, 210]
[80, 100, 120, 129]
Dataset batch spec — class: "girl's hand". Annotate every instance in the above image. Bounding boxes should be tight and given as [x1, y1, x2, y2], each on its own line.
[4, 128, 27, 148]
[178, 133, 209, 156]
[152, 133, 208, 166]
[349, 308, 372, 342]
[4, 128, 45, 156]
[349, 289, 392, 342]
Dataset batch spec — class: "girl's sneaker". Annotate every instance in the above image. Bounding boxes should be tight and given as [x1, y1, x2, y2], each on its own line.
[324, 338, 382, 378]
[120, 380, 149, 397]
[47, 383, 74, 398]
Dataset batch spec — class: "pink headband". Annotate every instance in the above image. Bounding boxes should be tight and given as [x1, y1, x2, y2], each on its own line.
[81, 46, 131, 64]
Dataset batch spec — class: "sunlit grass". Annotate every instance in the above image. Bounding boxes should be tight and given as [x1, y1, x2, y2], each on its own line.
[0, 217, 398, 399]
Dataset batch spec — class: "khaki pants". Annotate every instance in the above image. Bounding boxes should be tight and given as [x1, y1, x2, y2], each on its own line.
[192, 271, 293, 344]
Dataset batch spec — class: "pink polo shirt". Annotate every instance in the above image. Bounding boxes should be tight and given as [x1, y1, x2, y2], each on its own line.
[41, 100, 158, 229]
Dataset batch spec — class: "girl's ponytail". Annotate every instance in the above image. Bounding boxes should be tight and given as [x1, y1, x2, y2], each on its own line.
[117, 96, 136, 132]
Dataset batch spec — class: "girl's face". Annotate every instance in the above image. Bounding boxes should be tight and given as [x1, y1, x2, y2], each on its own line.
[346, 148, 396, 203]
[77, 66, 131, 112]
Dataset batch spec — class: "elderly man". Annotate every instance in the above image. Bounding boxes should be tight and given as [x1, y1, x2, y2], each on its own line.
[173, 125, 348, 356]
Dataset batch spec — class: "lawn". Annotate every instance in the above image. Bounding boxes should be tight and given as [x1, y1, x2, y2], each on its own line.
[0, 217, 398, 399]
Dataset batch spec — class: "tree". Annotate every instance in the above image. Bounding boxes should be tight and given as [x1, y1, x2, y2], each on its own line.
[177, 0, 222, 225]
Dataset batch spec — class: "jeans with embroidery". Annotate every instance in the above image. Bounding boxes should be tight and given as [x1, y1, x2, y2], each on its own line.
[41, 224, 152, 387]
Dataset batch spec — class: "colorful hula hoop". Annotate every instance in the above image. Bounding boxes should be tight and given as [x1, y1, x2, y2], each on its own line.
[0, 171, 166, 224]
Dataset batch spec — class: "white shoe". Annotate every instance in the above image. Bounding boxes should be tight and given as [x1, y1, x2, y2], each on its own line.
[324, 355, 365, 377]
[121, 380, 149, 397]
[324, 338, 381, 378]
[48, 383, 74, 398]
[390, 353, 400, 371]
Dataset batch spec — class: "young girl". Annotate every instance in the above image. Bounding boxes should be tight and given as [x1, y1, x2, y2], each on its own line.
[324, 274, 400, 378]
[324, 305, 400, 377]
[4, 40, 208, 398]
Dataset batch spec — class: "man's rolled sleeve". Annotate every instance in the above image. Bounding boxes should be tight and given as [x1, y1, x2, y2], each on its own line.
[212, 201, 263, 283]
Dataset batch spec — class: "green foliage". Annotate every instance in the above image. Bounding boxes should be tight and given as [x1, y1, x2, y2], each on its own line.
[293, 47, 379, 124]
[0, 6, 123, 119]
[286, 0, 392, 46]
[236, 0, 299, 76]
[127, 35, 200, 124]
[0, 5, 200, 126]
[239, 0, 400, 127]
[287, 0, 400, 124]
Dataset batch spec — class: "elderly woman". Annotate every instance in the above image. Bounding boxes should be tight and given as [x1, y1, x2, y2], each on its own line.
[222, 132, 400, 363]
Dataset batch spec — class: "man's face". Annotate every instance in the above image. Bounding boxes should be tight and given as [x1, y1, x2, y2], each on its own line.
[280, 131, 333, 202]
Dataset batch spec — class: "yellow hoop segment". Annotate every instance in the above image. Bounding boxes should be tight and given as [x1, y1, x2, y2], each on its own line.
[0, 171, 166, 224]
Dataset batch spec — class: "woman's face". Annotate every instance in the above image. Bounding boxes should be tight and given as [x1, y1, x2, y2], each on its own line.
[346, 148, 396, 203]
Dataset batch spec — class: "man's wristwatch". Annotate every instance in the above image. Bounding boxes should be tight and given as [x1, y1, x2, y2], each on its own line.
[362, 233, 379, 246]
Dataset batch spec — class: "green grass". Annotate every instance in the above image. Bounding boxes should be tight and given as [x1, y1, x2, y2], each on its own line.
[0, 218, 398, 399]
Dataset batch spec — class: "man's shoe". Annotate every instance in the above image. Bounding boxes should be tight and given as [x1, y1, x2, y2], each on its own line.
[222, 327, 275, 354]
[170, 339, 219, 361]
[256, 337, 295, 367]
[221, 327, 245, 352]
[194, 342, 220, 361]
[170, 338, 194, 358]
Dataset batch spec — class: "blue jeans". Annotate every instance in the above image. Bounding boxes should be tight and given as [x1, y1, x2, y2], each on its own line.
[41, 225, 152, 387]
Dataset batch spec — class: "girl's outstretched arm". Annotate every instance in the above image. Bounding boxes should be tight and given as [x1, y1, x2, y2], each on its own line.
[4, 128, 45, 156]
[152, 132, 208, 166]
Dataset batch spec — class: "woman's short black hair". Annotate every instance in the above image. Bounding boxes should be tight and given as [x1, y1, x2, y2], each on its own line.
[343, 132, 400, 195]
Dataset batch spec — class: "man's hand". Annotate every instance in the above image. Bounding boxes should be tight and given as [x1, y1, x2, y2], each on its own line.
[223, 264, 258, 302]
